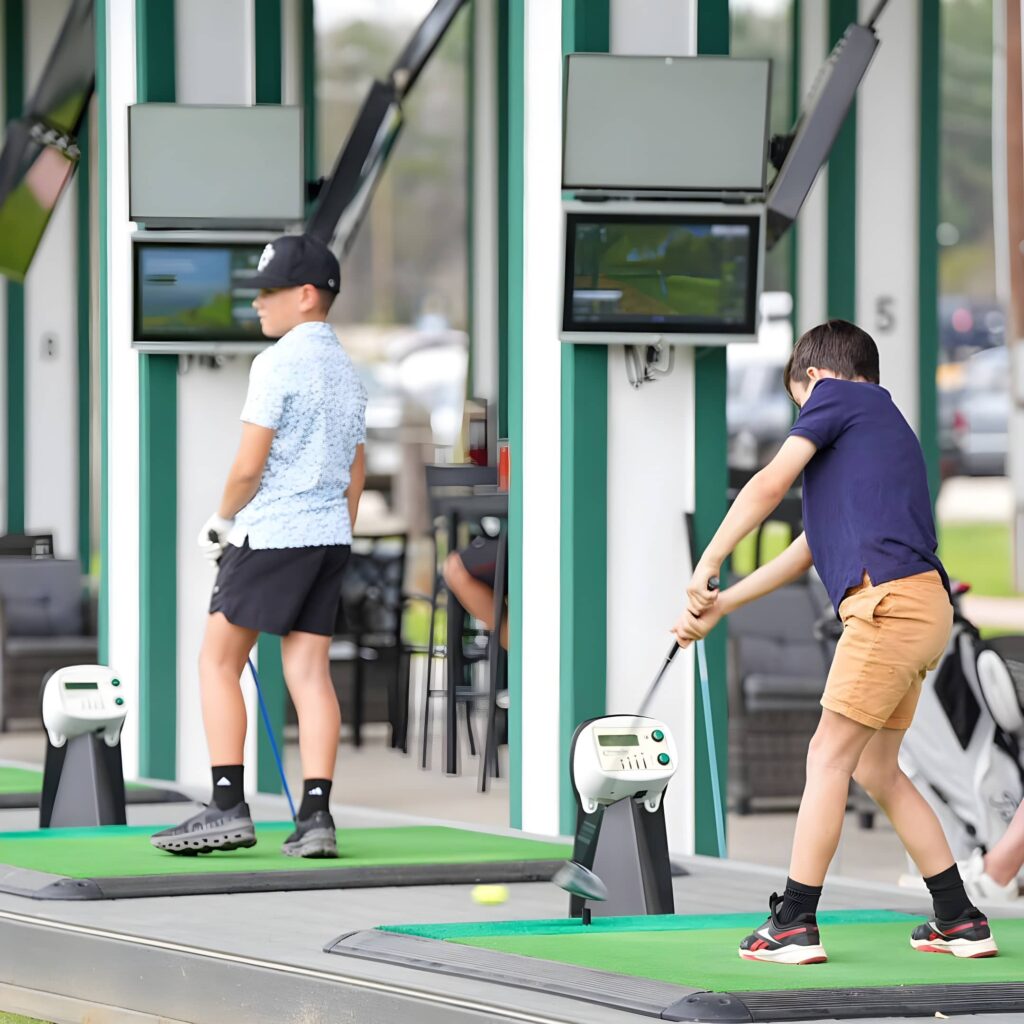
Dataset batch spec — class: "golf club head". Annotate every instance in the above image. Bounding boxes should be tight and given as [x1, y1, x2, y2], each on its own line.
[552, 860, 608, 901]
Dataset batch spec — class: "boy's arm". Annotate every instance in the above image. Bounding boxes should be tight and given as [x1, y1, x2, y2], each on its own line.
[685, 435, 817, 616]
[672, 532, 813, 646]
[347, 444, 366, 532]
[217, 423, 275, 518]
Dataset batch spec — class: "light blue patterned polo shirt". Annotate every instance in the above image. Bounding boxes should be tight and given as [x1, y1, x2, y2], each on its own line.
[230, 320, 367, 549]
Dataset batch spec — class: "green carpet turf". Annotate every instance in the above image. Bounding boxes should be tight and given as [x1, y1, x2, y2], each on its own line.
[401, 914, 1024, 992]
[0, 766, 151, 795]
[0, 824, 570, 877]
[0, 768, 45, 795]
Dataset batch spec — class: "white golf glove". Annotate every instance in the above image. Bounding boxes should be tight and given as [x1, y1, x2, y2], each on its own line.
[198, 513, 234, 565]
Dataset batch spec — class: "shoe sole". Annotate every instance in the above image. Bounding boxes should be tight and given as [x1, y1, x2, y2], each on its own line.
[281, 827, 338, 859]
[739, 944, 828, 965]
[151, 824, 257, 856]
[911, 936, 999, 958]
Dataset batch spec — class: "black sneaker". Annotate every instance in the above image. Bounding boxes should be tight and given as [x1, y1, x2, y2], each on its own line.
[738, 892, 828, 965]
[281, 809, 338, 858]
[910, 908, 998, 958]
[150, 802, 256, 855]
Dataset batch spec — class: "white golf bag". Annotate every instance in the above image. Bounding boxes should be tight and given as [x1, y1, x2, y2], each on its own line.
[900, 617, 1024, 865]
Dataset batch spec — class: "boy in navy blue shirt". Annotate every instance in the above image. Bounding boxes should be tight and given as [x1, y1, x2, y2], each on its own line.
[673, 320, 998, 963]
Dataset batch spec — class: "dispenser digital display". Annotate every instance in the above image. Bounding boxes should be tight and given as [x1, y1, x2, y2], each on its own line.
[564, 213, 759, 336]
[64, 681, 99, 690]
[133, 241, 267, 345]
[598, 733, 639, 747]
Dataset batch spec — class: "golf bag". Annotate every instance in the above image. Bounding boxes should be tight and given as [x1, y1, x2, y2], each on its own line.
[899, 609, 1024, 862]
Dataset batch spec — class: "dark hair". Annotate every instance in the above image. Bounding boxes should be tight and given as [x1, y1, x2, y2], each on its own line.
[784, 319, 880, 397]
[315, 288, 337, 314]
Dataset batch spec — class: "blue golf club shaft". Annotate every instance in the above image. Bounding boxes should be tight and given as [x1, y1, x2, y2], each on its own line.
[247, 656, 297, 820]
[695, 637, 727, 858]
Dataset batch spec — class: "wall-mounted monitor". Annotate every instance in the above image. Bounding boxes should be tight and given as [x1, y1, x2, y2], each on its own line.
[132, 232, 274, 353]
[766, 22, 879, 248]
[562, 55, 771, 197]
[129, 106, 304, 228]
[561, 201, 763, 346]
[0, 121, 79, 282]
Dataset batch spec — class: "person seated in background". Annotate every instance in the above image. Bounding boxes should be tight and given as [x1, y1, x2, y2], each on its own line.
[443, 535, 508, 649]
[962, 800, 1024, 904]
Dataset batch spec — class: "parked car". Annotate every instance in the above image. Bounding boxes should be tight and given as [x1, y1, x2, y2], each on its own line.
[939, 296, 1005, 363]
[950, 346, 1010, 477]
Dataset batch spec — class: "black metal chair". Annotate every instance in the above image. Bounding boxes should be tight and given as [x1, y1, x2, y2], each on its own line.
[419, 464, 498, 769]
[478, 523, 508, 792]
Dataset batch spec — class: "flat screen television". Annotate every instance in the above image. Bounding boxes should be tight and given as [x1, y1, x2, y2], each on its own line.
[562, 54, 770, 196]
[766, 21, 879, 248]
[132, 234, 275, 353]
[0, 121, 79, 282]
[561, 203, 763, 346]
[0, 0, 94, 281]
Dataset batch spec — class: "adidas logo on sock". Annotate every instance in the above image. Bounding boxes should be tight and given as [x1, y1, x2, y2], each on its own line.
[308, 786, 323, 796]
[216, 777, 232, 786]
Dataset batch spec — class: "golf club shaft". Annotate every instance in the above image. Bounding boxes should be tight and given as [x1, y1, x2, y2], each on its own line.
[247, 656, 298, 820]
[637, 576, 720, 717]
[696, 637, 727, 857]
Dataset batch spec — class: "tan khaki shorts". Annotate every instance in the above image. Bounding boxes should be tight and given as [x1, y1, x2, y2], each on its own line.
[821, 570, 953, 730]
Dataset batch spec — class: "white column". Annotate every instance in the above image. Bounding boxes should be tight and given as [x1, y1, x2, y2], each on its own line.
[471, 0, 499, 404]
[518, 0, 563, 836]
[607, 0, 698, 856]
[795, 0, 828, 334]
[105, 0, 141, 774]
[24, 0, 77, 557]
[856, 0, 920, 426]
[174, 0, 262, 792]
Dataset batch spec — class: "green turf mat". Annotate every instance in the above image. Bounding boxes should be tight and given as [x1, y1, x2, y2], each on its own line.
[0, 824, 570, 877]
[0, 768, 45, 795]
[0, 1014, 51, 1024]
[440, 917, 1024, 992]
[0, 765, 165, 795]
[382, 909, 918, 941]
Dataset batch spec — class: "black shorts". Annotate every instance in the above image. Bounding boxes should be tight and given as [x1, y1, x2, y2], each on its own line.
[209, 539, 351, 637]
[459, 536, 498, 587]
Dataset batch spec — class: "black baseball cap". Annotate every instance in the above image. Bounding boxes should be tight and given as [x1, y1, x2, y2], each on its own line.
[250, 234, 341, 294]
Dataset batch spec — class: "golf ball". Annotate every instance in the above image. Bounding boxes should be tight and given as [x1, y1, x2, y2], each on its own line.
[471, 884, 509, 905]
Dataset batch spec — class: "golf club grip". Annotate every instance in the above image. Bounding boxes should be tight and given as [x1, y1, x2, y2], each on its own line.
[665, 575, 720, 659]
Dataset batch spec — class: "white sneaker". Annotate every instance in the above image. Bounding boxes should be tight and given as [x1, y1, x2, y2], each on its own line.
[960, 848, 1019, 904]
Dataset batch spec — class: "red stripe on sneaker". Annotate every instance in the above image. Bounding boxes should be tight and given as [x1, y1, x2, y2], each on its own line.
[946, 921, 985, 935]
[773, 927, 808, 941]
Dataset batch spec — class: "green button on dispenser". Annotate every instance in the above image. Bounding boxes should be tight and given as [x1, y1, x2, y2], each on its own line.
[657, 752, 670, 766]
[111, 678, 121, 687]
[114, 697, 125, 706]
[652, 729, 664, 742]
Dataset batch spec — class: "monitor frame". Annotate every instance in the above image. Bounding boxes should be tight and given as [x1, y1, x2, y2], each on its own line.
[560, 200, 764, 347]
[131, 230, 276, 354]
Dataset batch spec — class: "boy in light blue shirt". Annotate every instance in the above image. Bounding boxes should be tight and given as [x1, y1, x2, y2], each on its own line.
[152, 234, 367, 858]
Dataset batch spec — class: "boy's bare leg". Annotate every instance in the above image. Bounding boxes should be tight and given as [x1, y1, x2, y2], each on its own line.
[199, 612, 259, 764]
[281, 630, 340, 779]
[852, 727, 957, 878]
[982, 799, 1024, 886]
[788, 709, 876, 884]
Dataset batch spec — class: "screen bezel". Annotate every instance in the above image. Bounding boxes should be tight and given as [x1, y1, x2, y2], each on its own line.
[562, 211, 761, 337]
[132, 238, 272, 347]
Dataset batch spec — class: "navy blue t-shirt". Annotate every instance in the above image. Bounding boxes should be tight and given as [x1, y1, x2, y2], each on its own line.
[788, 378, 950, 614]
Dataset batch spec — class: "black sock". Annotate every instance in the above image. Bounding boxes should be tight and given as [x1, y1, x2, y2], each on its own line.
[298, 778, 332, 819]
[777, 877, 823, 924]
[924, 863, 973, 921]
[210, 764, 244, 810]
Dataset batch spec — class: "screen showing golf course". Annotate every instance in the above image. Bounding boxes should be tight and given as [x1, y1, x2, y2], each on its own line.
[134, 243, 267, 342]
[565, 214, 759, 335]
